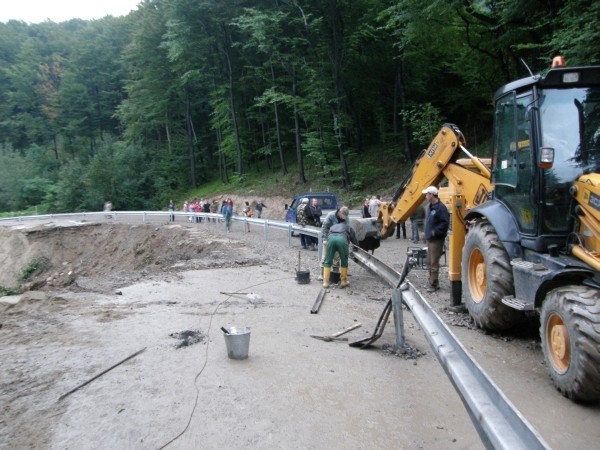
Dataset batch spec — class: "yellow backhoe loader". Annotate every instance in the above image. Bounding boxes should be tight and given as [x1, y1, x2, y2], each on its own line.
[373, 61, 600, 402]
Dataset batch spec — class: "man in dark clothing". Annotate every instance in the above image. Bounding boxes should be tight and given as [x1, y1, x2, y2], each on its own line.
[422, 186, 449, 292]
[308, 198, 322, 250]
[395, 221, 406, 239]
[296, 198, 312, 249]
[255, 201, 266, 218]
[410, 203, 426, 243]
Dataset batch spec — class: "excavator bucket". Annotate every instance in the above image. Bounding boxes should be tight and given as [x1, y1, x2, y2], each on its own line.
[350, 218, 381, 253]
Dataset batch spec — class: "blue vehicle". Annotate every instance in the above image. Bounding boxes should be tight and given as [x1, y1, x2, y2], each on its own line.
[285, 193, 338, 224]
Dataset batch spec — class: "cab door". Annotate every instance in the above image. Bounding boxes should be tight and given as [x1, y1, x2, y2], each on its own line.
[492, 91, 538, 235]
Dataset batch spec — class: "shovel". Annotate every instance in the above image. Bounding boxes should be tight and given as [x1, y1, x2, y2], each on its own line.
[349, 252, 412, 349]
[310, 323, 362, 342]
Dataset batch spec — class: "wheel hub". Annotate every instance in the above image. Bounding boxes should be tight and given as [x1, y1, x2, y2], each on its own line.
[547, 313, 570, 374]
[468, 249, 486, 304]
[475, 263, 485, 287]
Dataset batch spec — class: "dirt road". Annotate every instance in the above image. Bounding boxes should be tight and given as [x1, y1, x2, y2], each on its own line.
[1, 216, 599, 449]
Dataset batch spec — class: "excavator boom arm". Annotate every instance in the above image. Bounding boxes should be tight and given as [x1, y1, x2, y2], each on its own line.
[379, 124, 490, 237]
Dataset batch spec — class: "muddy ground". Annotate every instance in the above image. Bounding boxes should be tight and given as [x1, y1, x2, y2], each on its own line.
[0, 211, 599, 449]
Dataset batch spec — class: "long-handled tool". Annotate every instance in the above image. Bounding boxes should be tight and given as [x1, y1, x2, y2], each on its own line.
[349, 252, 413, 349]
[310, 323, 362, 342]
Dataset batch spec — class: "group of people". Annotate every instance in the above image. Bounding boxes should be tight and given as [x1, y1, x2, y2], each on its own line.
[363, 194, 426, 243]
[361, 195, 381, 219]
[168, 188, 448, 295]
[296, 198, 323, 251]
[180, 198, 219, 223]
[319, 185, 448, 294]
[169, 198, 267, 231]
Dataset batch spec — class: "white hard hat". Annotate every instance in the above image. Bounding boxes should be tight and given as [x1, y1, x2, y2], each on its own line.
[422, 186, 438, 196]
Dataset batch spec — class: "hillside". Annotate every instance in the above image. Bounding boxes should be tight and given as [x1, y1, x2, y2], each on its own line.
[179, 148, 412, 215]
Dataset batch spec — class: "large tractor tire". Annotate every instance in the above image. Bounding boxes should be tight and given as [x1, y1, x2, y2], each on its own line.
[541, 286, 600, 402]
[462, 221, 523, 330]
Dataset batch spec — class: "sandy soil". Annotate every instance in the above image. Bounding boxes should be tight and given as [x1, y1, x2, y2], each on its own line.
[1, 212, 599, 449]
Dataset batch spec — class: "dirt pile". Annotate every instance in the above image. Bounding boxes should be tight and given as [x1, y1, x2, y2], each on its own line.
[0, 223, 262, 294]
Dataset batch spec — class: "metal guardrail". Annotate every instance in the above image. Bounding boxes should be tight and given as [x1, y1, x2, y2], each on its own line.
[350, 246, 549, 450]
[0, 210, 321, 234]
[0, 211, 324, 257]
[1, 211, 549, 448]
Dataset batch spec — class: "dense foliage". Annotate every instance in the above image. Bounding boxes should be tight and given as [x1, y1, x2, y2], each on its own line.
[0, 0, 598, 212]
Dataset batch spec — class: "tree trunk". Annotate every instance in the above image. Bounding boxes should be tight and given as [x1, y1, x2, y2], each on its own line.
[271, 63, 288, 176]
[329, 2, 351, 189]
[165, 111, 172, 153]
[292, 64, 306, 184]
[259, 106, 274, 171]
[216, 126, 228, 184]
[222, 30, 243, 176]
[52, 135, 59, 160]
[184, 84, 197, 189]
[395, 61, 412, 163]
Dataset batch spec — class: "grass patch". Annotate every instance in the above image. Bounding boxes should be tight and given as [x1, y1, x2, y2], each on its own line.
[0, 285, 20, 297]
[18, 257, 51, 282]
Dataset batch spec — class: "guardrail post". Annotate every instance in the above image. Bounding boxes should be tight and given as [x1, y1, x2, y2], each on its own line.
[391, 288, 405, 349]
[318, 232, 323, 260]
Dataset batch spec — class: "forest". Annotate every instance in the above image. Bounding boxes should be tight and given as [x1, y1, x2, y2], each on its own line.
[0, 0, 598, 213]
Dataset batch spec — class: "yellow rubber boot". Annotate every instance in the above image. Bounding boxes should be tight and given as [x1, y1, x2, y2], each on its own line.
[322, 267, 331, 288]
[341, 267, 349, 288]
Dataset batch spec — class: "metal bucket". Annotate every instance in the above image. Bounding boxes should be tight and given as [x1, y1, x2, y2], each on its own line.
[223, 327, 251, 360]
[296, 269, 310, 284]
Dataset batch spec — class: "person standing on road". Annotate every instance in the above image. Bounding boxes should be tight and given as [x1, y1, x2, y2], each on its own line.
[422, 186, 449, 293]
[410, 202, 426, 243]
[222, 199, 233, 232]
[210, 200, 218, 222]
[395, 221, 406, 239]
[362, 198, 371, 218]
[368, 195, 381, 219]
[296, 198, 312, 249]
[254, 201, 266, 218]
[308, 198, 322, 251]
[320, 206, 348, 282]
[168, 200, 175, 222]
[103, 200, 113, 219]
[243, 201, 253, 232]
[322, 207, 356, 288]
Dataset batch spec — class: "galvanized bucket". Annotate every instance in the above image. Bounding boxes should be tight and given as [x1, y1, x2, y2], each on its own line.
[223, 326, 251, 360]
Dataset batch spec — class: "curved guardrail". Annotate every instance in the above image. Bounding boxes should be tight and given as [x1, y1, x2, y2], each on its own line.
[350, 246, 549, 450]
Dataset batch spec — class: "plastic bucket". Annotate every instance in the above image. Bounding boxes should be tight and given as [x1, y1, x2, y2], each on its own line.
[223, 327, 251, 360]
